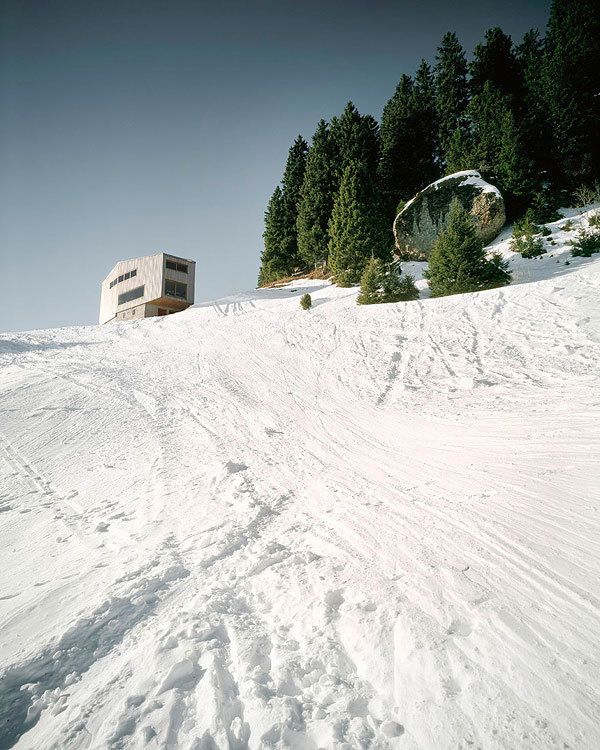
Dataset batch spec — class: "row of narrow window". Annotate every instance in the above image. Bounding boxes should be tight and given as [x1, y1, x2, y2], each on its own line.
[110, 261, 186, 291]
[110, 269, 137, 289]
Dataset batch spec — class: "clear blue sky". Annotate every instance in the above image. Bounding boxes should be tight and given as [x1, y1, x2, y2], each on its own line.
[0, 0, 551, 333]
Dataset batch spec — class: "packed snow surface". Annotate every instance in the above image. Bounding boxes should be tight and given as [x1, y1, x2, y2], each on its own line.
[1, 210, 600, 749]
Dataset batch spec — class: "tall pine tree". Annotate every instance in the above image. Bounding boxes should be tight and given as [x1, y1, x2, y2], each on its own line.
[469, 27, 523, 105]
[542, 0, 600, 187]
[435, 32, 469, 165]
[411, 60, 441, 187]
[498, 109, 537, 217]
[258, 186, 287, 285]
[517, 29, 548, 176]
[379, 74, 416, 215]
[468, 82, 511, 174]
[379, 63, 440, 220]
[296, 120, 334, 269]
[329, 102, 380, 188]
[328, 164, 390, 286]
[280, 135, 308, 272]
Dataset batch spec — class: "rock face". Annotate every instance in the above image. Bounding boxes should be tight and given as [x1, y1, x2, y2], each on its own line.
[393, 170, 506, 260]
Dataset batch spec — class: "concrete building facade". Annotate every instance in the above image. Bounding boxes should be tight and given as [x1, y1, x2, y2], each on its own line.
[99, 253, 195, 325]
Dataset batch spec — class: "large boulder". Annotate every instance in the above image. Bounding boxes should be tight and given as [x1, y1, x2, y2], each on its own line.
[393, 170, 506, 260]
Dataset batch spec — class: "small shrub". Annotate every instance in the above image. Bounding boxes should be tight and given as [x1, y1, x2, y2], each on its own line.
[384, 272, 420, 302]
[530, 189, 561, 223]
[541, 226, 551, 237]
[572, 182, 600, 209]
[357, 258, 419, 305]
[570, 225, 600, 257]
[509, 211, 546, 258]
[565, 260, 570, 265]
[588, 210, 600, 228]
[562, 220, 574, 231]
[300, 293, 312, 310]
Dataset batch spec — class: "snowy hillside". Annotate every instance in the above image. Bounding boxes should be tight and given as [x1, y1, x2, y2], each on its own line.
[1, 211, 600, 750]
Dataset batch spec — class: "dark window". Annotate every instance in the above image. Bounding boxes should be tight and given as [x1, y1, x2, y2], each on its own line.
[118, 285, 145, 305]
[124, 271, 131, 280]
[164, 280, 186, 298]
[131, 269, 137, 277]
[118, 274, 124, 282]
[166, 260, 188, 273]
[109, 280, 114, 289]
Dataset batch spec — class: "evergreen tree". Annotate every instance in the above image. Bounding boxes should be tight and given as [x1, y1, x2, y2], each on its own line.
[517, 29, 548, 175]
[357, 257, 381, 305]
[445, 126, 474, 174]
[357, 258, 420, 304]
[379, 75, 416, 214]
[425, 198, 510, 297]
[381, 265, 420, 302]
[468, 82, 511, 173]
[328, 164, 391, 286]
[329, 102, 380, 187]
[411, 60, 441, 186]
[258, 186, 287, 285]
[435, 32, 469, 163]
[542, 0, 600, 187]
[300, 293, 312, 310]
[379, 63, 440, 219]
[498, 109, 537, 217]
[296, 120, 334, 269]
[280, 135, 308, 271]
[469, 27, 522, 105]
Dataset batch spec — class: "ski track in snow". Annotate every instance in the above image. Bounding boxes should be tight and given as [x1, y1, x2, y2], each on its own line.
[1, 209, 600, 749]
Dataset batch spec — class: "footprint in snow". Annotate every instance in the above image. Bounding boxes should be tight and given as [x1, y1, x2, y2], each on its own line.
[324, 589, 345, 611]
[446, 618, 473, 637]
[225, 460, 248, 474]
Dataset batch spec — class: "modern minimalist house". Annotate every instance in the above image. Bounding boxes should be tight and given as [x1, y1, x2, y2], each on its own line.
[99, 253, 196, 325]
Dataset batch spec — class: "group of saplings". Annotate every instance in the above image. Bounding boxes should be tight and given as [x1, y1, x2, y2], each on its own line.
[569, 186, 600, 258]
[359, 198, 510, 304]
[508, 184, 600, 260]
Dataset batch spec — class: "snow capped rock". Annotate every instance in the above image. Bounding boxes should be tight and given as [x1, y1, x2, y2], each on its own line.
[394, 169, 506, 260]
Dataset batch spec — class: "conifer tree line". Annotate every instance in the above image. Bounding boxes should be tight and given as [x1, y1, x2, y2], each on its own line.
[258, 0, 599, 287]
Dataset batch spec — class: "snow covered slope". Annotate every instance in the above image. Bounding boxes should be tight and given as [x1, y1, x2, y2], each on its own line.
[1, 215, 600, 750]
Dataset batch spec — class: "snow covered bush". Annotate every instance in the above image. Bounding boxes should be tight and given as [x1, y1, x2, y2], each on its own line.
[570, 225, 600, 257]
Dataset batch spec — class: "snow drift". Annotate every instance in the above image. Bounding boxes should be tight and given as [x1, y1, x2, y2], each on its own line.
[1, 210, 599, 750]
